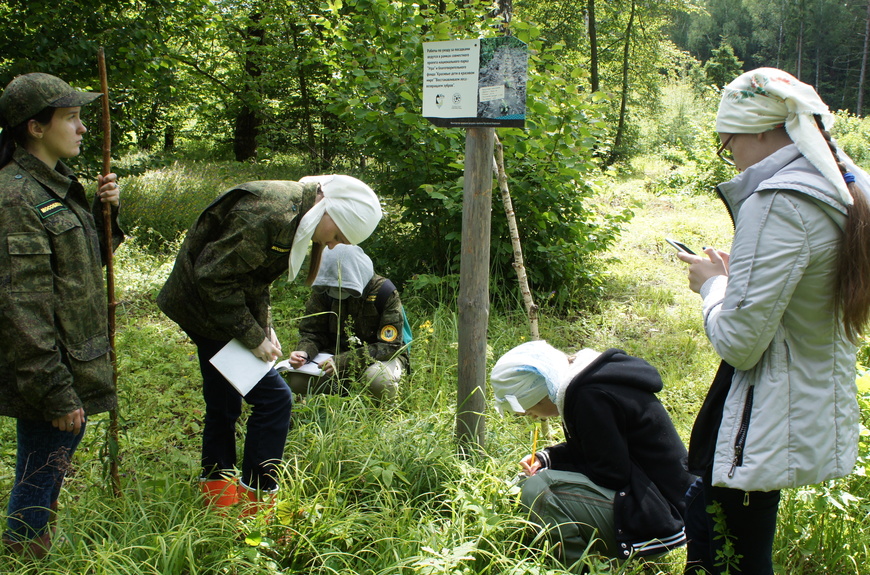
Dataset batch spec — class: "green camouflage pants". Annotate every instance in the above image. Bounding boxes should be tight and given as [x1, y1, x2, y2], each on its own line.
[521, 469, 618, 564]
[284, 358, 404, 400]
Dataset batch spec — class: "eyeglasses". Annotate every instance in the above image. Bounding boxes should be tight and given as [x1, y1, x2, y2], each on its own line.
[717, 134, 735, 166]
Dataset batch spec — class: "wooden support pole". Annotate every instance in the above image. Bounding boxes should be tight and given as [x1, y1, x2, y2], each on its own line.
[456, 127, 495, 452]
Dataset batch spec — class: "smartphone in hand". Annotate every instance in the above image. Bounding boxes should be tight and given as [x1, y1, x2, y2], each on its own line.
[666, 238, 696, 255]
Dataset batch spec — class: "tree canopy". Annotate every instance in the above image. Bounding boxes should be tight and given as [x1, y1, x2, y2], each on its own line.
[3, 0, 868, 305]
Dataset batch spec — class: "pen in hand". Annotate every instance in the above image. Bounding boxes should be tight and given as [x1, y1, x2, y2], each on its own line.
[530, 426, 538, 467]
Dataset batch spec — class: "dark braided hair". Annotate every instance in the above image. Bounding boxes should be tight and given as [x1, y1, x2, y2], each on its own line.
[0, 107, 55, 168]
[814, 114, 870, 342]
[305, 243, 325, 287]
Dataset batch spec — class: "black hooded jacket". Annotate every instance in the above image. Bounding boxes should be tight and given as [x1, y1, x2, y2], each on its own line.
[542, 348, 695, 558]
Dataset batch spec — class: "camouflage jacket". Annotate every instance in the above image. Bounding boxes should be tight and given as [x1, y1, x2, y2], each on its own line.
[295, 275, 410, 375]
[157, 181, 317, 349]
[0, 148, 124, 420]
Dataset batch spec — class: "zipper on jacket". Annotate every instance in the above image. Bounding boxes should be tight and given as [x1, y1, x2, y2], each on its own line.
[716, 186, 736, 229]
[728, 385, 755, 479]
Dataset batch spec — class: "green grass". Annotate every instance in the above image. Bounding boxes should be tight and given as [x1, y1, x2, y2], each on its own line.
[116, 158, 314, 250]
[1, 161, 868, 574]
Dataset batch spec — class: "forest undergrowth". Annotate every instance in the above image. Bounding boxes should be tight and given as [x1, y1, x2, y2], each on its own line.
[0, 159, 867, 574]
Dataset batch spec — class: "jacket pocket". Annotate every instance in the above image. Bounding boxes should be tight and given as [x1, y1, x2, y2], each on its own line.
[42, 213, 80, 236]
[8, 232, 51, 292]
[61, 335, 113, 405]
[728, 384, 755, 478]
[66, 335, 110, 362]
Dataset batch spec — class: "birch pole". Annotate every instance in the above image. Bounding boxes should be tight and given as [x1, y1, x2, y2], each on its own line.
[494, 134, 549, 438]
[494, 134, 538, 340]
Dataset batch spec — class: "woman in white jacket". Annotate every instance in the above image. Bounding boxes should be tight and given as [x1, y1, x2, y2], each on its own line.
[677, 68, 870, 574]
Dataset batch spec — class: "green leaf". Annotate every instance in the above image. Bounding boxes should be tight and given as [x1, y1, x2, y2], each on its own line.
[244, 532, 262, 546]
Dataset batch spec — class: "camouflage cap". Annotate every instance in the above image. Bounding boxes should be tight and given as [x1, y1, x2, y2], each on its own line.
[0, 73, 101, 129]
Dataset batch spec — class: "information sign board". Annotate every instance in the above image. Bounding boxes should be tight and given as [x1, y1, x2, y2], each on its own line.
[423, 37, 528, 128]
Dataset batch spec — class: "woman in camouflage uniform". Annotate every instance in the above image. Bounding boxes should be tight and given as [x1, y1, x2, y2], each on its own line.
[157, 175, 381, 511]
[0, 73, 123, 557]
[285, 244, 410, 400]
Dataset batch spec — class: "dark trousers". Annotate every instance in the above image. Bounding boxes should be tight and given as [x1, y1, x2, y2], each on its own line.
[684, 471, 781, 574]
[5, 418, 84, 541]
[189, 332, 292, 491]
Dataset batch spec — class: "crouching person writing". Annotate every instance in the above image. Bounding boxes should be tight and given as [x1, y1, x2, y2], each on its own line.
[285, 244, 410, 401]
[490, 341, 695, 564]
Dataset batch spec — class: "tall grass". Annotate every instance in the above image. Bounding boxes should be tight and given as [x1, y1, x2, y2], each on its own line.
[1, 161, 868, 574]
[117, 158, 313, 249]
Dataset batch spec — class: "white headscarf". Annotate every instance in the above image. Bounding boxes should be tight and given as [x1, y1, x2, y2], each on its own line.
[312, 244, 374, 298]
[489, 341, 603, 415]
[716, 68, 852, 206]
[287, 175, 382, 280]
[490, 341, 567, 414]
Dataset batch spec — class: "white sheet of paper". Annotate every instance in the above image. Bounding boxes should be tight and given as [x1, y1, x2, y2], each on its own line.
[274, 353, 333, 377]
[208, 338, 274, 397]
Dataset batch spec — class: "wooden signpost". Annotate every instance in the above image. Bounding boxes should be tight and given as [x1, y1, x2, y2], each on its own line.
[423, 35, 528, 451]
[455, 127, 494, 450]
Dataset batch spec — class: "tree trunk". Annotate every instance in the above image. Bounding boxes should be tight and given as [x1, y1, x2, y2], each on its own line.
[776, 0, 786, 68]
[234, 108, 259, 161]
[164, 124, 175, 151]
[795, 0, 804, 79]
[289, 22, 319, 168]
[495, 0, 512, 33]
[233, 11, 264, 162]
[608, 0, 635, 164]
[588, 0, 599, 93]
[858, 0, 870, 116]
[456, 127, 494, 453]
[140, 101, 161, 149]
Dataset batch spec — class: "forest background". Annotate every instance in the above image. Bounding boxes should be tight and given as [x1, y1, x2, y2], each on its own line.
[1, 0, 870, 573]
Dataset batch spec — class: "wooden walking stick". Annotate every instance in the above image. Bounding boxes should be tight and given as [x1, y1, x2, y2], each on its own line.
[98, 47, 122, 497]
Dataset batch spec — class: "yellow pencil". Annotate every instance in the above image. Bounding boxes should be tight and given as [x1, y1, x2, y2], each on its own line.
[529, 426, 539, 467]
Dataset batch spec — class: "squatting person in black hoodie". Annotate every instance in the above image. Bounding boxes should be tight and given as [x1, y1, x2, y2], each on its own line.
[490, 341, 695, 565]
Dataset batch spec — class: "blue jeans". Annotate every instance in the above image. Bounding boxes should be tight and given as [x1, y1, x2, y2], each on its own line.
[684, 472, 780, 574]
[189, 333, 292, 491]
[5, 418, 85, 541]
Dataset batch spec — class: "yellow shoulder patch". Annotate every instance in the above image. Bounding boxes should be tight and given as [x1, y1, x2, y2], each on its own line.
[36, 199, 67, 219]
[379, 325, 399, 342]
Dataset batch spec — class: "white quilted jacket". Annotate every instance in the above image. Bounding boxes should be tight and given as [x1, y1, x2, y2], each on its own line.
[700, 144, 860, 492]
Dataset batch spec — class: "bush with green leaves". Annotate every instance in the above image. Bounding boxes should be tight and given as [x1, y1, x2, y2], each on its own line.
[634, 71, 739, 198]
[775, 368, 869, 572]
[832, 111, 870, 167]
[643, 133, 736, 198]
[312, 1, 630, 307]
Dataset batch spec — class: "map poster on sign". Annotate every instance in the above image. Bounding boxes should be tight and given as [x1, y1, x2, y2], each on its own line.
[423, 37, 528, 128]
